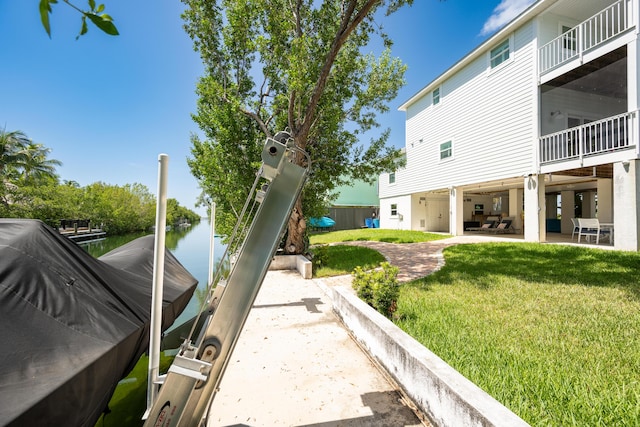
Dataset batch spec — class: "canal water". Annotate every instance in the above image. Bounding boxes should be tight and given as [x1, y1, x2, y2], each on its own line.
[81, 219, 226, 328]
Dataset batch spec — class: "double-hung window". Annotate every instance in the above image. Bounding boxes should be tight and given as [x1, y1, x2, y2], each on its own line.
[433, 87, 440, 105]
[490, 38, 510, 68]
[440, 140, 452, 160]
[389, 172, 396, 184]
[390, 204, 398, 216]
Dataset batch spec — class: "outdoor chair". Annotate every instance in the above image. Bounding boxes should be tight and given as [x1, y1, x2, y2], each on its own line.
[487, 217, 515, 234]
[577, 218, 610, 244]
[466, 216, 500, 232]
[570, 218, 579, 240]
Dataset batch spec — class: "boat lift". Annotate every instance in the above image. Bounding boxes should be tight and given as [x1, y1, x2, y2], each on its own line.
[143, 132, 309, 426]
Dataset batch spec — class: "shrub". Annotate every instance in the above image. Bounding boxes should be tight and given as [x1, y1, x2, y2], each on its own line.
[352, 262, 400, 318]
[311, 244, 329, 272]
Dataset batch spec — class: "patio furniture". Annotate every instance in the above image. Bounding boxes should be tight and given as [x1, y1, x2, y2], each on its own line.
[577, 218, 610, 244]
[467, 216, 500, 231]
[487, 217, 516, 234]
[570, 218, 579, 240]
[599, 222, 614, 245]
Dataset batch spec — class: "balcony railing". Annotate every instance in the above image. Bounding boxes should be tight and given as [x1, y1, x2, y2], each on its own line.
[539, 111, 637, 164]
[539, 0, 633, 74]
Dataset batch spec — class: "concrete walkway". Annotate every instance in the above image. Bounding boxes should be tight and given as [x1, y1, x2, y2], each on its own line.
[207, 269, 426, 427]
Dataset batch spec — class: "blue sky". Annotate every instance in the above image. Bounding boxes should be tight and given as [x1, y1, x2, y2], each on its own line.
[0, 0, 534, 216]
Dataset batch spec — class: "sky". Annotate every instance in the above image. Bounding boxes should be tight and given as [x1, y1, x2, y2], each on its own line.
[0, 0, 535, 216]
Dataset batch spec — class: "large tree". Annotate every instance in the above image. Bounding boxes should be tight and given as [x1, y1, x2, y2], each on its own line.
[184, 0, 411, 254]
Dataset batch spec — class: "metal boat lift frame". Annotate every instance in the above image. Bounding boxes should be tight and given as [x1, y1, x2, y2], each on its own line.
[143, 132, 309, 426]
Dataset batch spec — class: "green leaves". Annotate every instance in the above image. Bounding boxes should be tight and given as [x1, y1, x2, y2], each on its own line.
[85, 12, 119, 37]
[38, 0, 119, 39]
[39, 0, 58, 38]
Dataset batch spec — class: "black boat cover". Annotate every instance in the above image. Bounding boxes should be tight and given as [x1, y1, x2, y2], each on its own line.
[0, 219, 198, 426]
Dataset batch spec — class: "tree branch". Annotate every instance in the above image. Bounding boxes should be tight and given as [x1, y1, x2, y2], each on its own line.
[299, 0, 378, 140]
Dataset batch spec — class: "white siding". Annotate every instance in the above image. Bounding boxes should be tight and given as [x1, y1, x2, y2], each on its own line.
[379, 195, 412, 230]
[380, 21, 538, 199]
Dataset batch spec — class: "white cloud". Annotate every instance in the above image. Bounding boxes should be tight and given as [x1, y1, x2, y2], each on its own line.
[480, 0, 537, 36]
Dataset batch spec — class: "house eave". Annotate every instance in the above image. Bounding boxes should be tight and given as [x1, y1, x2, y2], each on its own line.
[398, 0, 558, 112]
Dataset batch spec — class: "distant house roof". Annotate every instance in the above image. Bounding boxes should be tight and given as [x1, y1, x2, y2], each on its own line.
[332, 179, 379, 207]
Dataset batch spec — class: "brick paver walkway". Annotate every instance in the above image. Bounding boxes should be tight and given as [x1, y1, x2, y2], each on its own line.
[340, 234, 521, 282]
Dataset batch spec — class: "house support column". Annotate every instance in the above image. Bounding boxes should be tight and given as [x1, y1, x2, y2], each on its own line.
[628, 30, 640, 113]
[560, 190, 575, 234]
[597, 179, 613, 222]
[508, 188, 523, 233]
[449, 186, 464, 236]
[583, 192, 596, 218]
[613, 160, 640, 250]
[524, 175, 545, 242]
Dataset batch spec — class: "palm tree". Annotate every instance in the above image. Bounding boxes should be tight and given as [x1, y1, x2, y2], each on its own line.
[0, 128, 62, 183]
[0, 128, 62, 208]
[20, 142, 62, 184]
[0, 128, 30, 181]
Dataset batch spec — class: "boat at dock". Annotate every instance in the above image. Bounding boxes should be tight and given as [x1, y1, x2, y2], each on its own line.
[0, 219, 198, 426]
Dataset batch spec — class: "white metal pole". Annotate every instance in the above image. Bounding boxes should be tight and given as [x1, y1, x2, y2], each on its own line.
[208, 201, 216, 286]
[145, 153, 169, 417]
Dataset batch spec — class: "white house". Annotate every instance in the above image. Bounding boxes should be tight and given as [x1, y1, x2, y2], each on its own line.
[379, 0, 640, 251]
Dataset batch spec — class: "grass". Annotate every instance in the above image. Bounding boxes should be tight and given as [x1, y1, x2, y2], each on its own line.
[311, 244, 385, 277]
[309, 228, 450, 245]
[309, 228, 445, 277]
[395, 242, 640, 426]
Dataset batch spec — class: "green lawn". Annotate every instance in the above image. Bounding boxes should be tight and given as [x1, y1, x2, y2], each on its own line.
[310, 228, 450, 244]
[311, 244, 385, 277]
[395, 242, 640, 426]
[310, 228, 445, 277]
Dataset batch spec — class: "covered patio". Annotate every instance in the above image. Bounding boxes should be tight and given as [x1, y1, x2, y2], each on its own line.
[461, 228, 615, 250]
[439, 161, 629, 249]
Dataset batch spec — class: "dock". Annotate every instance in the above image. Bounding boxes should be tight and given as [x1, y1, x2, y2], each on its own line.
[58, 219, 106, 242]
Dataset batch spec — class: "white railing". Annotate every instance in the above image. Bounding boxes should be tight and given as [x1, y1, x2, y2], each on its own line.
[539, 111, 637, 163]
[539, 0, 632, 74]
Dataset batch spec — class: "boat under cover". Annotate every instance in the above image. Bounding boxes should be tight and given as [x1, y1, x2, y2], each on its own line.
[0, 219, 198, 426]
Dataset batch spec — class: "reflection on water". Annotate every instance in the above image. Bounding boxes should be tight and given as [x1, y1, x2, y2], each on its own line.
[80, 220, 226, 328]
[81, 232, 150, 257]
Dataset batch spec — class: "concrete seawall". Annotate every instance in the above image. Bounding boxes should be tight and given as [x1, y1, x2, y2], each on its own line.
[329, 284, 530, 427]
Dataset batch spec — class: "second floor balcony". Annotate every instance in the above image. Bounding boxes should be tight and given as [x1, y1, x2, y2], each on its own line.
[539, 0, 635, 76]
[539, 111, 637, 165]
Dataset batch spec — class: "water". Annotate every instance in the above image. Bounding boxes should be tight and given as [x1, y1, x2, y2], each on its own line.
[81, 220, 226, 328]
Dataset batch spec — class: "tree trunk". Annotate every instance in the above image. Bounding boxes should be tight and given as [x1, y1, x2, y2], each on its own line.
[284, 196, 306, 254]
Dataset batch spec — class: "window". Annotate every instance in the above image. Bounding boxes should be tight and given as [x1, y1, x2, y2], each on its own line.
[433, 87, 440, 105]
[490, 39, 510, 68]
[389, 172, 396, 184]
[390, 204, 398, 216]
[440, 140, 452, 160]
